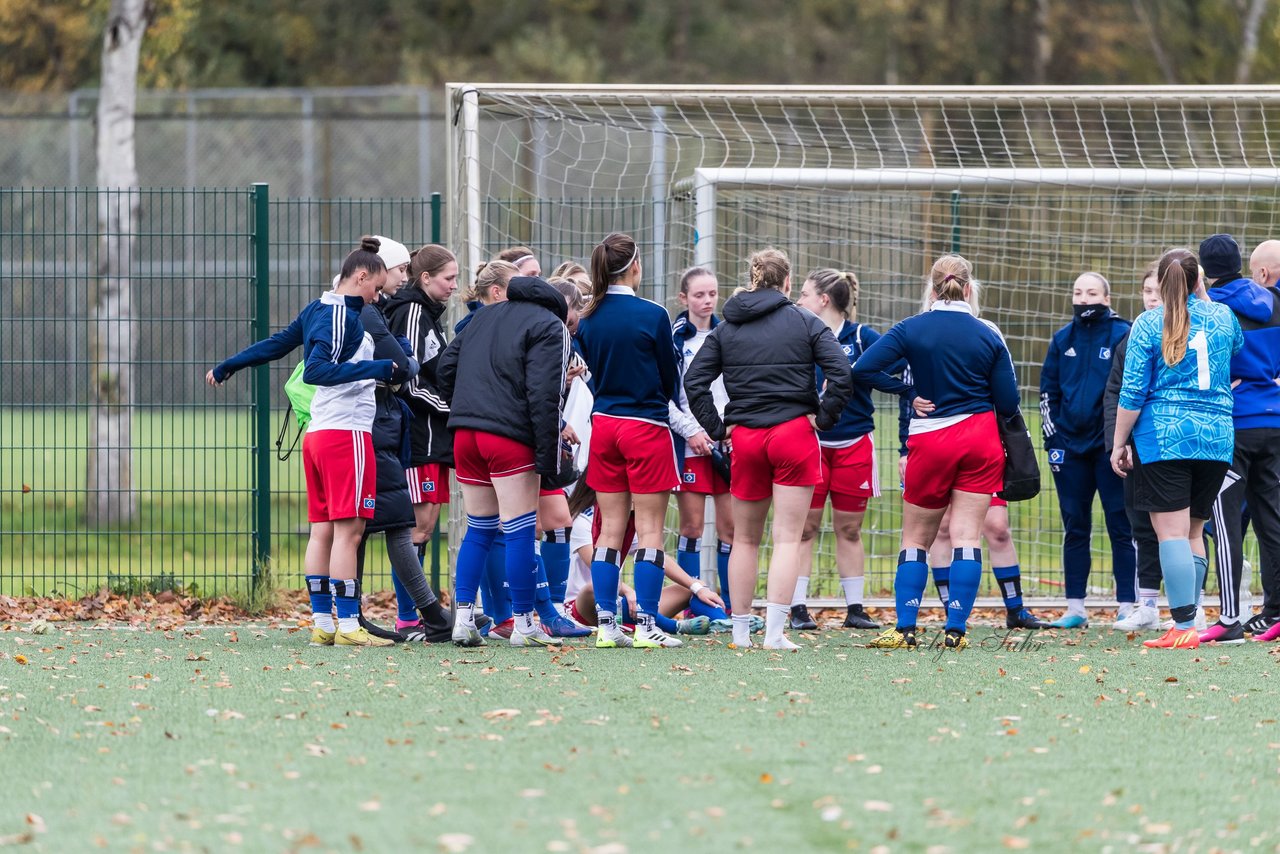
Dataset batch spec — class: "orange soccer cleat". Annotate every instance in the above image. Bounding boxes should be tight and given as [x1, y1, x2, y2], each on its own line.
[1142, 627, 1200, 649]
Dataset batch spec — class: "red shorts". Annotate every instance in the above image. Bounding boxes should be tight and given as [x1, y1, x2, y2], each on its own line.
[453, 429, 535, 486]
[590, 503, 637, 554]
[729, 416, 821, 502]
[540, 487, 565, 498]
[990, 496, 1008, 508]
[677, 454, 729, 496]
[811, 437, 879, 513]
[903, 412, 1004, 510]
[586, 415, 679, 494]
[406, 462, 450, 505]
[303, 429, 376, 523]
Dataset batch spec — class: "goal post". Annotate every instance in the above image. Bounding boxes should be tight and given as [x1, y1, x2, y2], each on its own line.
[447, 83, 1280, 605]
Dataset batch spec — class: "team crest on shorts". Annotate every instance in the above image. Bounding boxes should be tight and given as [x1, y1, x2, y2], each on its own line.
[422, 480, 436, 493]
[362, 498, 376, 510]
[682, 472, 697, 483]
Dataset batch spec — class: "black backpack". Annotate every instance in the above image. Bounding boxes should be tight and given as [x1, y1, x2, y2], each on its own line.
[996, 410, 1041, 502]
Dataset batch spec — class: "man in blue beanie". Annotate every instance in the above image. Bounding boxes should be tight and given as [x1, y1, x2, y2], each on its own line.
[1201, 234, 1280, 643]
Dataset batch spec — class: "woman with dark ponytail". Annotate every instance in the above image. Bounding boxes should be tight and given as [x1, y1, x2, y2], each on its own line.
[1112, 247, 1243, 650]
[575, 232, 683, 649]
[207, 237, 400, 647]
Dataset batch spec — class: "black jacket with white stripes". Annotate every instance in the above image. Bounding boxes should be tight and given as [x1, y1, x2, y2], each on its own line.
[385, 285, 454, 467]
[437, 277, 571, 479]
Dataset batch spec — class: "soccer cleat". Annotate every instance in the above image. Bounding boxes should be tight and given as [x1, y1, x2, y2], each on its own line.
[359, 614, 404, 642]
[1253, 620, 1280, 643]
[1047, 612, 1089, 629]
[595, 621, 634, 649]
[842, 604, 880, 630]
[944, 629, 968, 650]
[635, 617, 683, 648]
[451, 618, 485, 648]
[1113, 604, 1162, 632]
[489, 618, 515, 640]
[708, 618, 734, 633]
[1143, 627, 1200, 649]
[1165, 606, 1208, 632]
[1006, 608, 1049, 630]
[309, 627, 336, 646]
[1244, 613, 1277, 635]
[676, 615, 711, 635]
[867, 627, 917, 649]
[1198, 621, 1246, 645]
[400, 619, 455, 644]
[511, 624, 563, 647]
[335, 626, 396, 647]
[541, 614, 594, 638]
[789, 604, 818, 631]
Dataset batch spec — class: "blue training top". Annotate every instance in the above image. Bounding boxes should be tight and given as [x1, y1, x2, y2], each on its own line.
[818, 320, 911, 444]
[1118, 295, 1243, 464]
[576, 285, 679, 423]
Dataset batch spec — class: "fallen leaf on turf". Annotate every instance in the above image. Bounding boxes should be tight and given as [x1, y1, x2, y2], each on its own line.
[428, 803, 446, 816]
[482, 709, 520, 721]
[1002, 836, 1030, 849]
[759, 773, 774, 784]
[1079, 665, 1090, 674]
[13, 655, 27, 665]
[437, 833, 474, 853]
[520, 789, 545, 798]
[866, 765, 883, 774]
[111, 813, 131, 826]
[863, 800, 893, 812]
[358, 800, 380, 812]
[820, 806, 843, 821]
[1165, 677, 1178, 683]
[1146, 823, 1171, 833]
[24, 815, 45, 834]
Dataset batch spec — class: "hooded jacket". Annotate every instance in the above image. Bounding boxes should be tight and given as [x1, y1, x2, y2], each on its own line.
[669, 310, 727, 450]
[684, 288, 854, 439]
[437, 277, 571, 478]
[362, 295, 420, 531]
[1039, 307, 1131, 455]
[819, 320, 911, 445]
[1209, 277, 1280, 429]
[385, 285, 453, 466]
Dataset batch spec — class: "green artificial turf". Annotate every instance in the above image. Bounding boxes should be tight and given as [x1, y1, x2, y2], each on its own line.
[3, 624, 1280, 851]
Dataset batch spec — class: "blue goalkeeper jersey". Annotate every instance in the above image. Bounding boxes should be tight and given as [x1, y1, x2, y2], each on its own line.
[1118, 295, 1243, 464]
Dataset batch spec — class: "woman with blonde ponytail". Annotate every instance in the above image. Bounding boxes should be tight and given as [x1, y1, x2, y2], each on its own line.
[1112, 247, 1243, 650]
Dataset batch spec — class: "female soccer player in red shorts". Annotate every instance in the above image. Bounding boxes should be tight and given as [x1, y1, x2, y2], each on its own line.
[794, 267, 913, 631]
[668, 266, 736, 617]
[684, 249, 854, 650]
[575, 232, 683, 649]
[437, 275, 572, 647]
[208, 237, 400, 647]
[854, 254, 1022, 651]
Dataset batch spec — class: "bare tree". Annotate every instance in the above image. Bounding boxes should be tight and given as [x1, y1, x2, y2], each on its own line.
[87, 0, 149, 525]
[1032, 0, 1053, 85]
[1236, 0, 1272, 83]
[1131, 0, 1179, 83]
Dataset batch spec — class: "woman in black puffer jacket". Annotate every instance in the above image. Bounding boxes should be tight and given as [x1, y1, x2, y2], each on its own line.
[684, 248, 853, 652]
[352, 236, 454, 643]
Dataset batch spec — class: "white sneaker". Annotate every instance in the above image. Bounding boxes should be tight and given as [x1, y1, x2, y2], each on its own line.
[1115, 602, 1136, 621]
[510, 624, 562, 647]
[452, 615, 484, 647]
[1114, 604, 1161, 631]
[595, 620, 634, 649]
[634, 616, 682, 648]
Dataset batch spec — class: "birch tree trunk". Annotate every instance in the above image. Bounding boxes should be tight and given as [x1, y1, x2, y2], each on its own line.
[87, 0, 148, 525]
[1236, 0, 1271, 83]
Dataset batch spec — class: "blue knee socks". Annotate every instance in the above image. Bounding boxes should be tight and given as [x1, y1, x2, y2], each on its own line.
[390, 565, 417, 623]
[533, 549, 560, 624]
[591, 548, 623, 619]
[502, 511, 538, 615]
[895, 549, 929, 630]
[946, 547, 982, 633]
[1161, 539, 1197, 628]
[633, 548, 666, 617]
[993, 564, 1023, 612]
[542, 528, 572, 605]
[1193, 553, 1208, 608]
[717, 540, 732, 612]
[455, 514, 500, 606]
[932, 564, 951, 608]
[678, 536, 717, 618]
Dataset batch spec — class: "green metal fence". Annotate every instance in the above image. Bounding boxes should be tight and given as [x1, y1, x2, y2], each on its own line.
[0, 186, 445, 597]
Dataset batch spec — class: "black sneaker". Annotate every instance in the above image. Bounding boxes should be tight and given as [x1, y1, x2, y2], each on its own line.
[1243, 613, 1277, 635]
[358, 613, 405, 643]
[1199, 620, 1246, 645]
[1006, 608, 1049, 630]
[944, 629, 968, 650]
[399, 618, 454, 644]
[789, 604, 818, 631]
[842, 604, 880, 630]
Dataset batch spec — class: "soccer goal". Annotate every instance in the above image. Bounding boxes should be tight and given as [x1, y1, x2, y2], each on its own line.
[446, 84, 1280, 604]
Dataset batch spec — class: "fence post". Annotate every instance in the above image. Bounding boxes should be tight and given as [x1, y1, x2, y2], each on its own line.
[429, 191, 444, 595]
[252, 183, 272, 583]
[950, 189, 962, 254]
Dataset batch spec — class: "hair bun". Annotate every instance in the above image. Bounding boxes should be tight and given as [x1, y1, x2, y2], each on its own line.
[360, 235, 381, 253]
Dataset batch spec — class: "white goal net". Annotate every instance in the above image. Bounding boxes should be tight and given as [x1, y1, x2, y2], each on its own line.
[447, 84, 1280, 603]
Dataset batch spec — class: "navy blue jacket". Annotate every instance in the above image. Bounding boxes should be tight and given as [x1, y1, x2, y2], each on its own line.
[1208, 277, 1280, 429]
[576, 286, 679, 423]
[853, 303, 1019, 421]
[454, 300, 483, 335]
[818, 320, 911, 443]
[1039, 308, 1131, 454]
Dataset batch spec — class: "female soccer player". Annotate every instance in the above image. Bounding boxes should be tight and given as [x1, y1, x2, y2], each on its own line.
[207, 237, 399, 647]
[667, 266, 736, 617]
[552, 261, 592, 299]
[792, 267, 906, 631]
[853, 254, 1019, 651]
[685, 248, 854, 650]
[386, 245, 458, 567]
[437, 275, 572, 647]
[497, 245, 541, 277]
[575, 232, 682, 649]
[352, 235, 454, 642]
[1112, 247, 1243, 650]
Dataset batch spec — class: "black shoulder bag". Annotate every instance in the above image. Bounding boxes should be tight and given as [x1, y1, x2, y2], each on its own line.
[996, 410, 1041, 502]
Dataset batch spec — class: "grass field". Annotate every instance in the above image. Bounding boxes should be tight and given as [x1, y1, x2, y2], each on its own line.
[3, 622, 1279, 851]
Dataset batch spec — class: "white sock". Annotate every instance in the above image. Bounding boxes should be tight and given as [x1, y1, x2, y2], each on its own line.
[337, 616, 359, 633]
[731, 614, 752, 647]
[312, 613, 335, 632]
[765, 603, 789, 646]
[458, 601, 477, 628]
[1066, 598, 1086, 617]
[840, 576, 864, 607]
[598, 610, 619, 635]
[1138, 588, 1159, 609]
[1220, 614, 1240, 626]
[791, 576, 810, 607]
[514, 612, 535, 635]
[1116, 602, 1135, 618]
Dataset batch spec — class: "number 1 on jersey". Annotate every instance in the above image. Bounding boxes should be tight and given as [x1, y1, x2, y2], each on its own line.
[1189, 330, 1209, 390]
